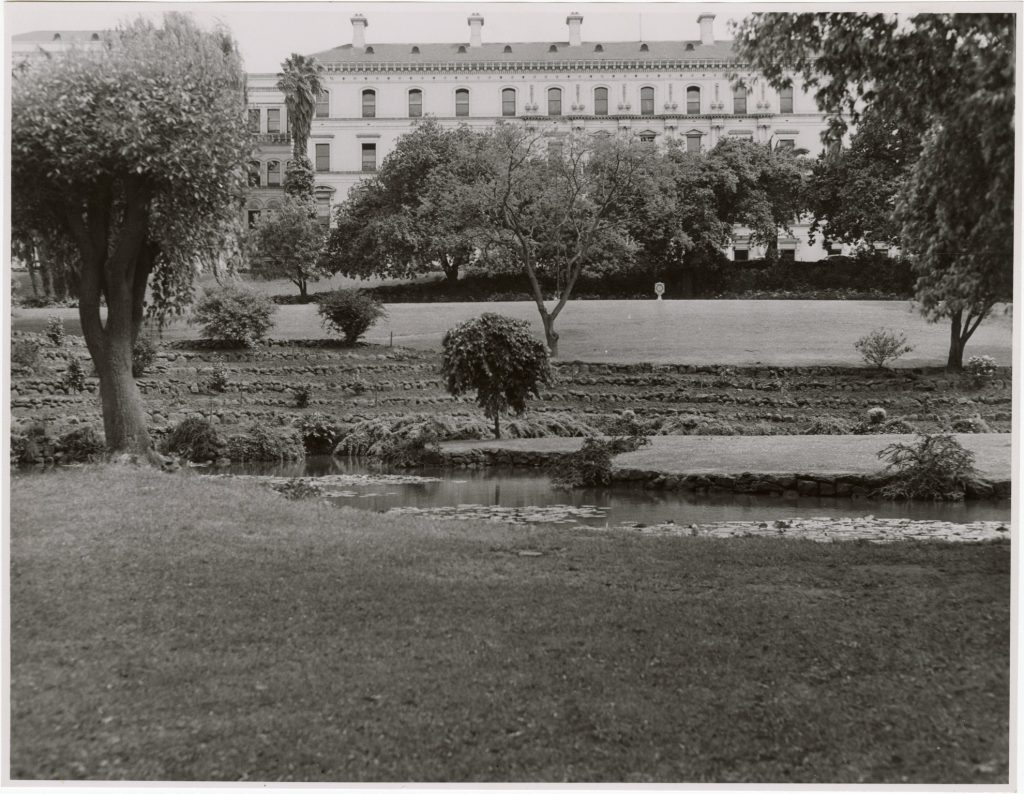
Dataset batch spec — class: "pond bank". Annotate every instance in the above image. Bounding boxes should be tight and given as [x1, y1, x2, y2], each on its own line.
[437, 433, 1013, 499]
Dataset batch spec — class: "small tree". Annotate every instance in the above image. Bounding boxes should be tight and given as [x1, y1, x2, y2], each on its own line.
[251, 197, 326, 298]
[441, 313, 552, 439]
[855, 328, 914, 368]
[317, 289, 386, 345]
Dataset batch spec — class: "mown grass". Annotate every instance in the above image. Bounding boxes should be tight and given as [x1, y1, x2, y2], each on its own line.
[10, 466, 1009, 783]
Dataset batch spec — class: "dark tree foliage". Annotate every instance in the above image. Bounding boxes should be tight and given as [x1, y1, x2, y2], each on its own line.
[12, 14, 252, 456]
[441, 313, 552, 439]
[251, 196, 326, 297]
[734, 12, 1014, 369]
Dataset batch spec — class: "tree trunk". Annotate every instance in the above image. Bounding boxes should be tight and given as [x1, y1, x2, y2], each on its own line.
[947, 310, 965, 372]
[93, 329, 154, 454]
[541, 312, 559, 357]
[493, 413, 501, 439]
[25, 249, 41, 298]
[443, 260, 460, 283]
[298, 278, 308, 298]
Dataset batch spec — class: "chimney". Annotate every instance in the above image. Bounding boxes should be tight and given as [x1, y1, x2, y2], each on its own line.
[468, 13, 484, 48]
[566, 12, 583, 47]
[351, 14, 368, 48]
[697, 13, 715, 46]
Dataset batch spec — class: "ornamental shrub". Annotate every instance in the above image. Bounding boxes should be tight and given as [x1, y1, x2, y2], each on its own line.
[317, 290, 386, 345]
[62, 358, 86, 392]
[205, 365, 229, 393]
[875, 433, 980, 501]
[855, 328, 913, 368]
[965, 355, 998, 387]
[441, 313, 552, 439]
[293, 385, 311, 408]
[160, 416, 224, 462]
[867, 407, 888, 425]
[132, 336, 159, 377]
[549, 435, 650, 488]
[45, 316, 66, 346]
[295, 412, 340, 455]
[193, 284, 276, 348]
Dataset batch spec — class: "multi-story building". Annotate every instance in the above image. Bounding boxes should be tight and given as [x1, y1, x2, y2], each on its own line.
[245, 11, 836, 260]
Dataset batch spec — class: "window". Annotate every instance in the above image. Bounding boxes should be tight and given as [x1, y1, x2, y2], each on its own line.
[267, 108, 280, 133]
[779, 85, 793, 114]
[247, 210, 261, 229]
[776, 138, 795, 152]
[639, 132, 656, 143]
[362, 89, 376, 118]
[267, 160, 281, 186]
[780, 249, 796, 262]
[362, 143, 376, 172]
[686, 87, 700, 115]
[408, 88, 422, 117]
[455, 88, 469, 117]
[457, 45, 467, 53]
[826, 240, 843, 256]
[365, 46, 374, 54]
[503, 45, 512, 53]
[248, 108, 261, 132]
[548, 87, 562, 116]
[247, 161, 261, 187]
[315, 143, 330, 172]
[502, 88, 516, 117]
[315, 194, 331, 227]
[594, 44, 604, 52]
[641, 86, 655, 116]
[315, 90, 329, 118]
[411, 46, 420, 54]
[548, 44, 558, 52]
[733, 85, 747, 115]
[594, 87, 608, 116]
[686, 134, 701, 153]
[547, 138, 563, 159]
[640, 43, 649, 52]
[733, 248, 749, 262]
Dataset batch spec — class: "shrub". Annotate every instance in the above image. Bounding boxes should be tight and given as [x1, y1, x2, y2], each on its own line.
[11, 422, 56, 464]
[875, 434, 981, 501]
[293, 385, 311, 408]
[62, 359, 86, 392]
[441, 313, 552, 439]
[205, 365, 229, 393]
[160, 417, 225, 462]
[852, 416, 916, 435]
[950, 415, 992, 434]
[45, 316, 66, 346]
[132, 336, 159, 378]
[295, 412, 340, 455]
[333, 414, 446, 465]
[549, 435, 650, 488]
[317, 290, 386, 345]
[57, 426, 104, 462]
[801, 416, 852, 435]
[12, 339, 41, 371]
[193, 284, 276, 348]
[272, 478, 324, 500]
[224, 425, 304, 462]
[866, 407, 888, 425]
[855, 328, 913, 368]
[600, 410, 659, 436]
[965, 355, 998, 387]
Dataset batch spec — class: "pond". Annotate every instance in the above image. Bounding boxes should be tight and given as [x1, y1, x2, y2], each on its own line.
[201, 456, 1012, 529]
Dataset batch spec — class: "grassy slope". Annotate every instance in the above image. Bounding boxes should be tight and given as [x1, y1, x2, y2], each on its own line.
[12, 299, 1013, 366]
[10, 466, 1009, 783]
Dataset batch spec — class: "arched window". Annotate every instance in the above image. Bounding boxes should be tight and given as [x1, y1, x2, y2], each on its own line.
[315, 89, 329, 118]
[502, 87, 516, 117]
[503, 45, 513, 53]
[411, 46, 420, 54]
[408, 88, 423, 117]
[594, 44, 604, 52]
[365, 46, 374, 54]
[90, 33, 99, 41]
[594, 87, 608, 116]
[267, 160, 281, 186]
[779, 85, 793, 114]
[362, 89, 376, 118]
[455, 88, 469, 117]
[548, 44, 558, 53]
[457, 45, 467, 53]
[248, 161, 261, 187]
[639, 43, 649, 52]
[733, 84, 747, 115]
[52, 33, 61, 40]
[640, 86, 655, 116]
[686, 86, 700, 115]
[547, 87, 562, 116]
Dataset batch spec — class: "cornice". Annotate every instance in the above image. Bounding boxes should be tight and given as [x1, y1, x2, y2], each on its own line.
[321, 57, 744, 75]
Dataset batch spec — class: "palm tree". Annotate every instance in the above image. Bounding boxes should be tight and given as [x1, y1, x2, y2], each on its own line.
[276, 53, 323, 162]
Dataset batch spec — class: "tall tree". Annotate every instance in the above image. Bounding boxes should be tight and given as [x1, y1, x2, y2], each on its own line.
[734, 12, 1014, 369]
[276, 53, 323, 162]
[12, 14, 252, 457]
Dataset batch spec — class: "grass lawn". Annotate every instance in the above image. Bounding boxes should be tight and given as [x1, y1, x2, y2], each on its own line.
[10, 466, 1009, 783]
[11, 299, 1013, 367]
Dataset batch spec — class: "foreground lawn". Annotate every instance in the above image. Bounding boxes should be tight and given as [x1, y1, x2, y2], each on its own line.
[13, 298, 1013, 366]
[10, 466, 1009, 783]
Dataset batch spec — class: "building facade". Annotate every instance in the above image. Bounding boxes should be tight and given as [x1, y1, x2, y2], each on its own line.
[245, 11, 836, 261]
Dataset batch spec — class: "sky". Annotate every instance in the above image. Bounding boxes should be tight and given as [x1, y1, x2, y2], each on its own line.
[5, 1, 751, 73]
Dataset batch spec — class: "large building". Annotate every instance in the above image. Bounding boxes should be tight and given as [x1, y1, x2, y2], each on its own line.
[245, 11, 836, 261]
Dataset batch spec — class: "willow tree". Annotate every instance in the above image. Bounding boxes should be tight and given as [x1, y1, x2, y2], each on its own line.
[11, 14, 252, 457]
[734, 13, 1014, 370]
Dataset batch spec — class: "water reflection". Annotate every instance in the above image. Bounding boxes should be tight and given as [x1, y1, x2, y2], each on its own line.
[210, 456, 1012, 526]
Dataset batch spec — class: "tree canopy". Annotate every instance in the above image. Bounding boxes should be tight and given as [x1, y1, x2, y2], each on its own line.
[734, 12, 1014, 368]
[251, 197, 326, 297]
[12, 13, 252, 454]
[276, 53, 323, 162]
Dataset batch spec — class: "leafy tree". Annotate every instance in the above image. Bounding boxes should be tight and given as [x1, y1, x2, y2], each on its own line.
[11, 14, 252, 457]
[322, 120, 482, 284]
[734, 12, 1014, 369]
[251, 197, 326, 297]
[441, 313, 552, 439]
[276, 53, 323, 162]
[806, 109, 914, 248]
[283, 155, 316, 202]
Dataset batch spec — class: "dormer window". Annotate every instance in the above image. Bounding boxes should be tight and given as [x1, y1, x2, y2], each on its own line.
[90, 33, 99, 40]
[365, 46, 374, 54]
[411, 46, 420, 54]
[52, 33, 61, 40]
[549, 44, 558, 52]
[457, 45, 467, 53]
[685, 42, 695, 51]
[640, 43, 649, 52]
[594, 44, 604, 52]
[503, 45, 512, 53]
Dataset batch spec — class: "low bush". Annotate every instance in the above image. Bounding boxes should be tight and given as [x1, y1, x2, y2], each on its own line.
[293, 385, 311, 409]
[660, 414, 739, 436]
[271, 478, 324, 500]
[549, 435, 650, 488]
[853, 417, 917, 435]
[193, 284, 276, 348]
[45, 316, 66, 346]
[965, 355, 998, 388]
[132, 336, 159, 378]
[10, 422, 56, 465]
[875, 434, 980, 501]
[224, 425, 304, 463]
[866, 407, 888, 425]
[950, 415, 992, 434]
[57, 426, 104, 462]
[855, 328, 913, 368]
[12, 339, 41, 371]
[599, 410, 661, 436]
[205, 366, 229, 394]
[801, 416, 853, 435]
[295, 412, 341, 455]
[160, 417, 225, 462]
[317, 290, 386, 345]
[333, 414, 447, 465]
[62, 359, 86, 392]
